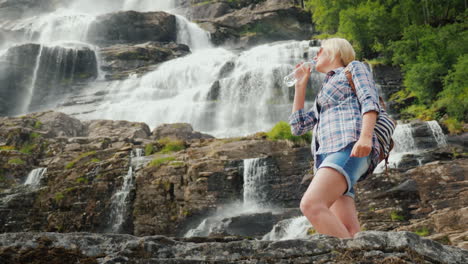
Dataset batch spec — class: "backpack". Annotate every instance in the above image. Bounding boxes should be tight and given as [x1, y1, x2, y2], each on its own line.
[344, 68, 397, 172]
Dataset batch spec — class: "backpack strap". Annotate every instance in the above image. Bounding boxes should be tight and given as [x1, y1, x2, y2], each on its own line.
[345, 67, 391, 173]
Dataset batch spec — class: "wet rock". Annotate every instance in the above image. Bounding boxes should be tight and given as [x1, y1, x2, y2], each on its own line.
[0, 43, 98, 116]
[84, 119, 151, 140]
[0, 0, 59, 20]
[87, 11, 177, 45]
[152, 123, 214, 141]
[0, 231, 466, 263]
[99, 41, 190, 80]
[196, 0, 314, 48]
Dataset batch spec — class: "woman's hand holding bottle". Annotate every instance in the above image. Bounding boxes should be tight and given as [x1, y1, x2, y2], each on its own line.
[283, 60, 316, 87]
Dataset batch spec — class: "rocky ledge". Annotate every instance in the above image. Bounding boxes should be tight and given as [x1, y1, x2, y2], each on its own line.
[0, 231, 467, 263]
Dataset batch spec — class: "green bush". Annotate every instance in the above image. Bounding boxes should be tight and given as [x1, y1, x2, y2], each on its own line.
[266, 121, 312, 144]
[145, 144, 154, 156]
[158, 138, 185, 154]
[148, 156, 176, 168]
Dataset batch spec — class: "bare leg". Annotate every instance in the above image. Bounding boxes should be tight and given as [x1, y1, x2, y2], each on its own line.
[300, 167, 352, 238]
[330, 195, 361, 237]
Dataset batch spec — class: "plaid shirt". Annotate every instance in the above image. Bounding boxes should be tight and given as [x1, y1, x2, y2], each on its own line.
[288, 61, 381, 178]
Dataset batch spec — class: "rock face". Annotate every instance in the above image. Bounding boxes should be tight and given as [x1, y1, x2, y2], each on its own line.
[0, 111, 311, 236]
[0, 0, 59, 20]
[194, 0, 314, 48]
[0, 231, 466, 263]
[87, 11, 177, 45]
[355, 158, 468, 248]
[0, 43, 98, 116]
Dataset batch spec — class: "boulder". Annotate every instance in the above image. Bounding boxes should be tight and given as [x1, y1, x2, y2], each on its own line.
[196, 0, 314, 48]
[84, 119, 151, 140]
[99, 41, 190, 80]
[87, 11, 177, 45]
[152, 123, 214, 141]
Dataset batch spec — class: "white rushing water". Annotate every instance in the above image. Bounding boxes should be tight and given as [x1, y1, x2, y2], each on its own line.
[262, 216, 312, 241]
[184, 157, 274, 237]
[62, 41, 320, 137]
[108, 148, 144, 233]
[375, 121, 448, 173]
[427, 120, 448, 147]
[24, 168, 47, 188]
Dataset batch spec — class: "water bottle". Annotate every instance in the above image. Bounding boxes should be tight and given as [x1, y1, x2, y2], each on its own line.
[283, 60, 316, 87]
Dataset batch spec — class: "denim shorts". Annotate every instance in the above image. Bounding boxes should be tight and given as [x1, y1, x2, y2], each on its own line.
[315, 142, 371, 199]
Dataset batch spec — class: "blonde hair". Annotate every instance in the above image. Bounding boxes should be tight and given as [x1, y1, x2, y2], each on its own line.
[321, 38, 356, 66]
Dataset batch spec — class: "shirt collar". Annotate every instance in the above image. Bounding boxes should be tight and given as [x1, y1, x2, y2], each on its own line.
[326, 66, 345, 76]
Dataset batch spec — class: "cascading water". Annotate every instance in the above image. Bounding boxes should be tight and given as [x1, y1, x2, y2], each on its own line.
[107, 148, 143, 233]
[184, 157, 273, 237]
[24, 168, 47, 188]
[262, 216, 312, 241]
[375, 121, 449, 172]
[427, 120, 448, 147]
[60, 41, 320, 137]
[176, 15, 212, 51]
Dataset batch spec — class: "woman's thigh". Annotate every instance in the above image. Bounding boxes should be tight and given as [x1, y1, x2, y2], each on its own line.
[302, 167, 348, 208]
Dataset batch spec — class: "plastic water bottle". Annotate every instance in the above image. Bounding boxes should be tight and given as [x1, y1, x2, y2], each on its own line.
[283, 60, 316, 87]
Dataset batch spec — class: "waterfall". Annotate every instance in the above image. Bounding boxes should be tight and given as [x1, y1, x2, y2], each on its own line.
[243, 158, 268, 206]
[21, 45, 44, 114]
[107, 148, 143, 233]
[262, 216, 312, 241]
[24, 168, 47, 188]
[176, 15, 212, 51]
[61, 41, 320, 137]
[393, 123, 417, 153]
[184, 157, 273, 237]
[375, 120, 449, 173]
[427, 120, 447, 147]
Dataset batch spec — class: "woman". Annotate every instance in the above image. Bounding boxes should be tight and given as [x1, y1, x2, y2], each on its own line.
[289, 38, 381, 239]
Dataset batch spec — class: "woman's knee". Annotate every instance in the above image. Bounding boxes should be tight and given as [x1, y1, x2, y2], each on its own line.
[300, 197, 327, 221]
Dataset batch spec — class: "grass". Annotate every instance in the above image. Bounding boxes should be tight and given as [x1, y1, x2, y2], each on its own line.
[145, 144, 154, 156]
[30, 132, 41, 139]
[76, 177, 89, 184]
[54, 192, 64, 202]
[65, 151, 97, 169]
[148, 156, 176, 168]
[19, 143, 36, 154]
[8, 158, 25, 165]
[390, 211, 405, 221]
[0, 146, 16, 151]
[266, 121, 312, 144]
[158, 138, 185, 154]
[33, 121, 42, 129]
[415, 227, 430, 237]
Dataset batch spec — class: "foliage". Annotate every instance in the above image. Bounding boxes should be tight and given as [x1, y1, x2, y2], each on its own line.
[304, 0, 467, 127]
[33, 121, 42, 129]
[65, 151, 97, 169]
[145, 144, 155, 156]
[266, 121, 312, 144]
[158, 138, 186, 154]
[8, 158, 25, 165]
[148, 156, 176, 168]
[390, 211, 405, 221]
[415, 227, 430, 237]
[0, 146, 16, 151]
[443, 117, 464, 134]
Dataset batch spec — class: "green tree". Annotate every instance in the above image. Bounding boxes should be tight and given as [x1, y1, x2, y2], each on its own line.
[438, 54, 468, 121]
